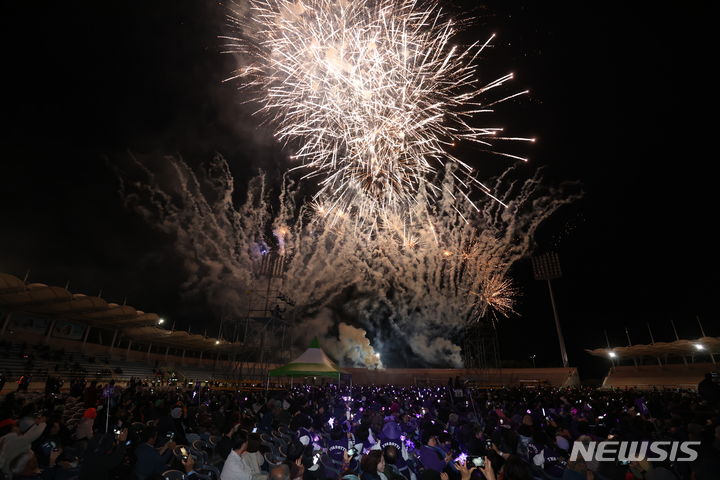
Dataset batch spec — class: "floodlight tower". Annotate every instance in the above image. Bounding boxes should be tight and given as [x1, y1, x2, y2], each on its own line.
[532, 252, 569, 368]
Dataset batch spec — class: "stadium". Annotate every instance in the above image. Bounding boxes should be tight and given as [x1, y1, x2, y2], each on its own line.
[1, 1, 716, 480]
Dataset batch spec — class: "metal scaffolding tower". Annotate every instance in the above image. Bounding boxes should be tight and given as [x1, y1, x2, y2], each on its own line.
[462, 318, 501, 369]
[223, 253, 294, 376]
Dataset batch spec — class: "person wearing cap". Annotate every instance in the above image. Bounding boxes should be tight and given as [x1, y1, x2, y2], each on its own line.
[379, 422, 410, 479]
[0, 419, 17, 430]
[16, 374, 31, 393]
[0, 415, 47, 475]
[74, 408, 96, 441]
[323, 426, 357, 479]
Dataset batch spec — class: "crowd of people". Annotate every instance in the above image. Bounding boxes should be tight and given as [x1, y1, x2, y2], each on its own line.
[0, 377, 717, 480]
[0, 341, 129, 393]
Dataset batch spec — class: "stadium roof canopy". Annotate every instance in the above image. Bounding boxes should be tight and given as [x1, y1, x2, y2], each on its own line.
[0, 272, 235, 351]
[586, 337, 720, 359]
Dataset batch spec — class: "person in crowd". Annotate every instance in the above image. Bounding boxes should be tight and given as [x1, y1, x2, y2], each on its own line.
[479, 454, 531, 480]
[243, 432, 268, 480]
[181, 452, 201, 479]
[73, 408, 96, 441]
[0, 372, 717, 480]
[531, 432, 568, 478]
[418, 433, 450, 473]
[697, 373, 720, 405]
[221, 430, 252, 480]
[690, 424, 720, 480]
[16, 375, 31, 393]
[79, 429, 127, 480]
[8, 448, 61, 480]
[0, 415, 47, 475]
[134, 426, 176, 480]
[562, 459, 592, 480]
[271, 463, 292, 480]
[382, 446, 407, 480]
[323, 426, 354, 479]
[360, 450, 386, 480]
[49, 448, 82, 480]
[217, 422, 241, 461]
[379, 421, 410, 479]
[283, 440, 307, 480]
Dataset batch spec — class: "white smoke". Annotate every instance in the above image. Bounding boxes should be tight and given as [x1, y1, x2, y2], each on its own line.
[408, 334, 464, 368]
[331, 322, 384, 369]
[116, 154, 581, 367]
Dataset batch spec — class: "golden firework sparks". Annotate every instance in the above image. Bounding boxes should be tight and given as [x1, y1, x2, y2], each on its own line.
[223, 0, 532, 225]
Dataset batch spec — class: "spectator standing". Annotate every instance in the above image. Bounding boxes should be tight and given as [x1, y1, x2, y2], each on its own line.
[0, 416, 47, 475]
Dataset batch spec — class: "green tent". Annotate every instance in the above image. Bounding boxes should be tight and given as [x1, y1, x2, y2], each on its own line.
[268, 338, 346, 378]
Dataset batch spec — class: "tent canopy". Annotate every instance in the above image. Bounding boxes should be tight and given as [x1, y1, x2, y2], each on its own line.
[268, 338, 346, 378]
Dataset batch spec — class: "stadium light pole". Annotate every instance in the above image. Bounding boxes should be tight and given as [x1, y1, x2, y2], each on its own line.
[604, 330, 616, 367]
[625, 326, 638, 368]
[646, 322, 663, 366]
[670, 319, 689, 366]
[532, 252, 569, 368]
[696, 315, 716, 365]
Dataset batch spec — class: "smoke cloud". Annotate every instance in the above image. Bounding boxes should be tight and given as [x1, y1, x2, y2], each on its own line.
[115, 154, 580, 368]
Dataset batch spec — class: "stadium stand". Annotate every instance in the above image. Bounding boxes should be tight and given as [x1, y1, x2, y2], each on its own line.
[600, 362, 716, 390]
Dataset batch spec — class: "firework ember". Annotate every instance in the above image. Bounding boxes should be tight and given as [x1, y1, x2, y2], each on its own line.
[117, 155, 580, 367]
[223, 0, 532, 225]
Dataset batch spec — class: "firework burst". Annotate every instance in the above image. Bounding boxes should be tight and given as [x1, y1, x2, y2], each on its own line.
[117, 155, 580, 366]
[223, 0, 532, 226]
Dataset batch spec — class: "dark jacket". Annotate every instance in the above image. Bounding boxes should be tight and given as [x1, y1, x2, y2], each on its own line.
[78, 434, 125, 480]
[133, 443, 173, 480]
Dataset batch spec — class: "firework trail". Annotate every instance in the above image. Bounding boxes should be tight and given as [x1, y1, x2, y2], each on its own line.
[117, 154, 580, 367]
[222, 0, 533, 227]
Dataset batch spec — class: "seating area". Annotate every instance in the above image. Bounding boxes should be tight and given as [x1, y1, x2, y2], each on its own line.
[0, 339, 158, 384]
[600, 362, 715, 390]
[174, 367, 218, 383]
[344, 366, 580, 387]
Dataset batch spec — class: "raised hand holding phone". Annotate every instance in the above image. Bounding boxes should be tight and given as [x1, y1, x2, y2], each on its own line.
[454, 458, 476, 480]
[480, 457, 496, 480]
[182, 453, 195, 473]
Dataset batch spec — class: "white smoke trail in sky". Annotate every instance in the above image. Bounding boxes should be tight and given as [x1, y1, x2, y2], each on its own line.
[117, 154, 580, 367]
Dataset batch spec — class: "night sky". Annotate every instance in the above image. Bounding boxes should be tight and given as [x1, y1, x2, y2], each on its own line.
[1, 1, 713, 379]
